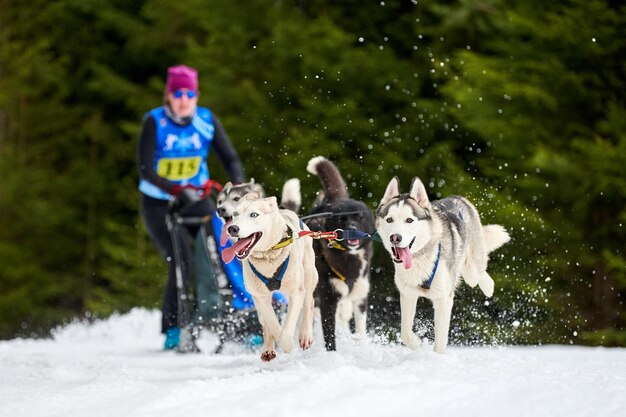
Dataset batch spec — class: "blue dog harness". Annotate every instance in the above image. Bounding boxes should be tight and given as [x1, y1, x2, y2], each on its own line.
[248, 256, 290, 291]
[419, 242, 442, 290]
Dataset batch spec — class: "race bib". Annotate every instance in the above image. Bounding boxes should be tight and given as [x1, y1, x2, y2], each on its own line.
[156, 156, 202, 180]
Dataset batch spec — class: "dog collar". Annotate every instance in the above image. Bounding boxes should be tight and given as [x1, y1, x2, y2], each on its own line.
[328, 240, 347, 251]
[419, 242, 441, 290]
[270, 227, 295, 250]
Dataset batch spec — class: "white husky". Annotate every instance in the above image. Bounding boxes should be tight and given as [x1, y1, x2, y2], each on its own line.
[376, 176, 510, 353]
[222, 193, 318, 361]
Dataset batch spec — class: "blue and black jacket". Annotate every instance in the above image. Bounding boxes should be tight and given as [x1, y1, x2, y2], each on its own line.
[137, 105, 244, 199]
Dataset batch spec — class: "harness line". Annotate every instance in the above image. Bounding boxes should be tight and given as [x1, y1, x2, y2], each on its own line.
[269, 229, 340, 250]
[329, 264, 347, 282]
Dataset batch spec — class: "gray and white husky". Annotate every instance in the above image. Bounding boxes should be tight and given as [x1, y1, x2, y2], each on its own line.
[376, 176, 510, 353]
[216, 178, 301, 245]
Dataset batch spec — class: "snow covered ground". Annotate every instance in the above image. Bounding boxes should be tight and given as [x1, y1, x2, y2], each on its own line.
[1, 308, 625, 417]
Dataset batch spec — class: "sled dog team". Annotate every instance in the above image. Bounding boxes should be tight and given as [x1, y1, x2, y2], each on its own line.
[218, 156, 510, 361]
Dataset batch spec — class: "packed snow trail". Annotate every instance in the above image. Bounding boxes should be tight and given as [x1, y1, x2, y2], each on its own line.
[1, 309, 625, 417]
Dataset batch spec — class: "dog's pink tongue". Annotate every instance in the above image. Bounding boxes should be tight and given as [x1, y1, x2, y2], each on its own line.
[396, 246, 413, 269]
[221, 235, 253, 264]
[221, 247, 237, 264]
[220, 220, 232, 246]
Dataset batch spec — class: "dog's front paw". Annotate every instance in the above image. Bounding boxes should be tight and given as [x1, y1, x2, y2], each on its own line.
[261, 349, 277, 362]
[336, 299, 353, 323]
[299, 333, 314, 350]
[401, 332, 422, 350]
[279, 334, 296, 353]
[433, 342, 447, 354]
[351, 332, 366, 343]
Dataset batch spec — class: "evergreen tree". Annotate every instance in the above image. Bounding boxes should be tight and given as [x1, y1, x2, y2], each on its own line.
[0, 0, 623, 345]
[0, 0, 165, 335]
[440, 0, 626, 344]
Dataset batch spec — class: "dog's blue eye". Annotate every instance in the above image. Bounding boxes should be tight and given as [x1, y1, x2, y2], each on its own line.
[250, 212, 258, 218]
[406, 218, 414, 223]
[386, 218, 393, 223]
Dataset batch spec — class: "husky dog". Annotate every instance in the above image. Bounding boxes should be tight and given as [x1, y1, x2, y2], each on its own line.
[217, 179, 301, 245]
[216, 180, 265, 244]
[217, 179, 265, 220]
[376, 176, 510, 353]
[306, 156, 375, 351]
[222, 193, 318, 361]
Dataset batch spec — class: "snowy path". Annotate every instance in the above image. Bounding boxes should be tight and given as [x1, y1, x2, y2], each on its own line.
[1, 309, 624, 417]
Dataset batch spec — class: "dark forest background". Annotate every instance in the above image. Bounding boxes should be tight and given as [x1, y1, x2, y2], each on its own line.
[1, 0, 624, 346]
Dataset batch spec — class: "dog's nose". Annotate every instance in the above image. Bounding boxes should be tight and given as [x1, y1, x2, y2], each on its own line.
[228, 225, 239, 237]
[390, 234, 402, 245]
[218, 206, 227, 217]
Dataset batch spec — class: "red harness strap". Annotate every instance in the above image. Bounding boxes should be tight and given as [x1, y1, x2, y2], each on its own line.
[199, 179, 223, 197]
[297, 230, 338, 240]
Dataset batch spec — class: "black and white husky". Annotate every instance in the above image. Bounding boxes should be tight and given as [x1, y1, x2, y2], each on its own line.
[306, 157, 375, 351]
[376, 176, 510, 353]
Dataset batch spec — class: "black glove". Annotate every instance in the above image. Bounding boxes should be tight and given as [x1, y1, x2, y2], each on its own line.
[171, 185, 201, 212]
[178, 187, 201, 206]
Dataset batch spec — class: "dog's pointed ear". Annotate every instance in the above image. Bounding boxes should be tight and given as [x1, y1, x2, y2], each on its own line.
[409, 176, 429, 208]
[253, 183, 265, 197]
[380, 177, 400, 206]
[223, 181, 233, 190]
[249, 178, 255, 184]
[265, 196, 278, 210]
[243, 191, 262, 201]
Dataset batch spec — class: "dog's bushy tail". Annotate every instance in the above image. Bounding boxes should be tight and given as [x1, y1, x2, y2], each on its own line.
[307, 156, 348, 201]
[280, 178, 301, 213]
[482, 224, 511, 253]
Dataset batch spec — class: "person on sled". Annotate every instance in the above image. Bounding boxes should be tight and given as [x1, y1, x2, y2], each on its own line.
[136, 64, 254, 351]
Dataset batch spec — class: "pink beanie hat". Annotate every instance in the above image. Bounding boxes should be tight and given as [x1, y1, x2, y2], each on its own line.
[166, 65, 198, 93]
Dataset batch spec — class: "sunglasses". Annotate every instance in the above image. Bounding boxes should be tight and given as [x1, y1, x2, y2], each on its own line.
[172, 90, 197, 99]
